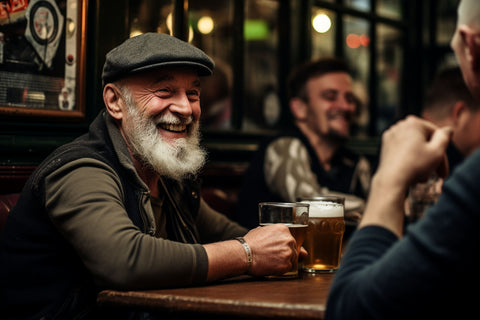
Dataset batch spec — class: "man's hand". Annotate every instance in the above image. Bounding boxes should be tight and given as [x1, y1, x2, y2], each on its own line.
[204, 223, 301, 281]
[244, 224, 298, 277]
[376, 116, 452, 191]
[359, 116, 452, 237]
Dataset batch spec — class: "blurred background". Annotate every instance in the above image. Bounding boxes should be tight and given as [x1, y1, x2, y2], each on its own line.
[0, 0, 459, 199]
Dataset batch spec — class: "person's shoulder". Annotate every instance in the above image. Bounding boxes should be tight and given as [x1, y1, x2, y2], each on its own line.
[264, 128, 305, 148]
[442, 147, 480, 197]
[452, 147, 480, 176]
[268, 135, 303, 147]
[265, 135, 308, 157]
[467, 146, 480, 161]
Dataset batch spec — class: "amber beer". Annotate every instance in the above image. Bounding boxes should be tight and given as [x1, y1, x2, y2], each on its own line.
[301, 197, 345, 273]
[260, 223, 308, 277]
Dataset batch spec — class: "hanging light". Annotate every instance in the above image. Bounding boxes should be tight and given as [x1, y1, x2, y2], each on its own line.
[198, 16, 214, 34]
[312, 13, 331, 34]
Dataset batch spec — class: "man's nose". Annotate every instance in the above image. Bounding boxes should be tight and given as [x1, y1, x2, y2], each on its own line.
[169, 93, 193, 117]
[337, 95, 356, 112]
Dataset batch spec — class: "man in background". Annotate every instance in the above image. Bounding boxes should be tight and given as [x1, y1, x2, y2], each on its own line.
[422, 66, 480, 172]
[405, 66, 480, 222]
[237, 57, 372, 230]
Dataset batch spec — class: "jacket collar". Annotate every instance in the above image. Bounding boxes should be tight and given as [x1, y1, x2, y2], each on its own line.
[104, 111, 149, 192]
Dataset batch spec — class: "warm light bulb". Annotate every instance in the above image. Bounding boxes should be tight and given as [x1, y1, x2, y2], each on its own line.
[188, 25, 194, 42]
[312, 13, 331, 34]
[198, 16, 214, 34]
[166, 13, 173, 35]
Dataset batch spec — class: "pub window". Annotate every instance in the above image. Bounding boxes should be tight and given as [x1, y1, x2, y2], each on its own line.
[189, 0, 235, 130]
[311, 9, 335, 58]
[312, 0, 405, 136]
[126, 0, 455, 140]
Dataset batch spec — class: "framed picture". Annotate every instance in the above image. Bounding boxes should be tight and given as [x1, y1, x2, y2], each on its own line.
[0, 0, 87, 120]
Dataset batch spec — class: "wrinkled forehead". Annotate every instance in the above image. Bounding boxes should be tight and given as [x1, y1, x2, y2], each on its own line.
[123, 66, 201, 86]
[457, 0, 480, 30]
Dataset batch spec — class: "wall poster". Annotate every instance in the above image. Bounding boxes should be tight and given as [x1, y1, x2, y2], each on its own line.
[0, 0, 87, 119]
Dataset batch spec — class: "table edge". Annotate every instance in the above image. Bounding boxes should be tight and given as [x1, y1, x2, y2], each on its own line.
[97, 290, 326, 319]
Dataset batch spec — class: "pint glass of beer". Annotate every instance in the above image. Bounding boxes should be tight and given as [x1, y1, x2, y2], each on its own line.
[300, 196, 345, 273]
[259, 202, 309, 278]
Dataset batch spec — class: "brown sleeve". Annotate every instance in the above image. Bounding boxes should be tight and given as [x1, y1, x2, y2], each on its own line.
[45, 158, 208, 289]
[196, 198, 248, 243]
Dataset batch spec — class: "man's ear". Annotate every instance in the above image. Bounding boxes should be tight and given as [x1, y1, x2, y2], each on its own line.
[289, 98, 308, 121]
[103, 83, 124, 120]
[459, 25, 480, 71]
[451, 100, 468, 126]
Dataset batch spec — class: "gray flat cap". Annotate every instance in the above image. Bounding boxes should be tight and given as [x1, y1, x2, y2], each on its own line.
[102, 32, 214, 85]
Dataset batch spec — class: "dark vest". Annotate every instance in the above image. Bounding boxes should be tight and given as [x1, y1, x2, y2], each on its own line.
[0, 112, 201, 319]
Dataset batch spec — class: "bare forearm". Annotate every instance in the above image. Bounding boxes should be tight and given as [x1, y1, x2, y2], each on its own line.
[203, 240, 249, 282]
[203, 224, 299, 281]
[358, 172, 407, 238]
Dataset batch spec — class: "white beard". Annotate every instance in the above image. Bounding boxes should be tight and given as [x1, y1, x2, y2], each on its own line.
[120, 88, 206, 181]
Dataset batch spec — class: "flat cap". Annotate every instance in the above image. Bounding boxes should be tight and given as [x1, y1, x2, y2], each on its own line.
[102, 32, 214, 85]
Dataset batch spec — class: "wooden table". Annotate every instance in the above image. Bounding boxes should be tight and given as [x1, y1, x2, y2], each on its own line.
[97, 272, 335, 319]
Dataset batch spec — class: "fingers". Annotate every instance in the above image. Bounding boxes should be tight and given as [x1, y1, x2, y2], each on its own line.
[429, 127, 453, 179]
[245, 224, 298, 276]
[379, 116, 453, 186]
[299, 246, 308, 260]
[428, 126, 453, 151]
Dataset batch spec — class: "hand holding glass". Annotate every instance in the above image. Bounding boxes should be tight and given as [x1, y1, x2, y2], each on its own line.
[258, 202, 309, 278]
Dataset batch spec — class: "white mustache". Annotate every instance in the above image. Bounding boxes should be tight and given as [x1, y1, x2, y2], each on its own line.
[154, 113, 193, 126]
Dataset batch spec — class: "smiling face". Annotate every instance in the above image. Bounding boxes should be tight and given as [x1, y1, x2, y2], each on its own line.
[303, 72, 356, 142]
[111, 67, 206, 180]
[123, 68, 202, 141]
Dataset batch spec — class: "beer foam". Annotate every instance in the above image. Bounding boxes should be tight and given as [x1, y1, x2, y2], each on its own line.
[303, 202, 343, 218]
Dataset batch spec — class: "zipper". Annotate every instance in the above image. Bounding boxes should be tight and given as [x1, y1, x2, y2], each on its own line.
[158, 177, 197, 243]
[138, 191, 154, 235]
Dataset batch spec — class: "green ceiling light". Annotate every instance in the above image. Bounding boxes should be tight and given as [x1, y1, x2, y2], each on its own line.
[244, 20, 269, 40]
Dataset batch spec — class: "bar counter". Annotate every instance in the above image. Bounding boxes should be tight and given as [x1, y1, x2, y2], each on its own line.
[97, 272, 335, 319]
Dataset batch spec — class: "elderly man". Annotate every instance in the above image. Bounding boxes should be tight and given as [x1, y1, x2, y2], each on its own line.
[237, 58, 371, 230]
[0, 33, 299, 319]
[326, 0, 480, 319]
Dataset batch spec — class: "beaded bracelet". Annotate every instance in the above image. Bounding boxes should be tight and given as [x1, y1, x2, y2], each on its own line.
[235, 237, 252, 273]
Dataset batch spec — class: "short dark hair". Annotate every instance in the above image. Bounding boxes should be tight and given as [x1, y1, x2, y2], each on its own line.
[422, 66, 478, 120]
[287, 57, 351, 101]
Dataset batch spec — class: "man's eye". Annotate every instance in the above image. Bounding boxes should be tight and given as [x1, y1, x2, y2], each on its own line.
[322, 92, 337, 101]
[155, 88, 172, 97]
[187, 90, 200, 101]
[345, 94, 356, 104]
